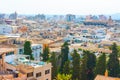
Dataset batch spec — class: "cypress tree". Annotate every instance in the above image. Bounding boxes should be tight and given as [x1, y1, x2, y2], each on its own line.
[42, 46, 50, 61]
[60, 42, 69, 73]
[95, 53, 106, 75]
[63, 60, 71, 74]
[80, 54, 87, 80]
[50, 52, 58, 79]
[107, 43, 120, 77]
[24, 41, 34, 60]
[72, 49, 80, 80]
[84, 50, 96, 80]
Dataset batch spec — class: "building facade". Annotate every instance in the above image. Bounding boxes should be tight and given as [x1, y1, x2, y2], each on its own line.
[0, 48, 52, 80]
[0, 25, 13, 34]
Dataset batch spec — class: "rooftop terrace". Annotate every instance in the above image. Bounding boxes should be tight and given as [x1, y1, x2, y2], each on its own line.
[7, 54, 46, 68]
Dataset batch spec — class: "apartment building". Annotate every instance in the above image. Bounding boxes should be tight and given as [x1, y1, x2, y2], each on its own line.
[16, 44, 43, 61]
[0, 25, 13, 35]
[0, 48, 27, 80]
[0, 48, 52, 80]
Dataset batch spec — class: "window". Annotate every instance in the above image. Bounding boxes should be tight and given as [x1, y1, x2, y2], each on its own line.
[19, 49, 23, 54]
[6, 69, 13, 71]
[36, 72, 41, 77]
[45, 69, 50, 75]
[39, 46, 42, 48]
[32, 48, 34, 50]
[36, 46, 40, 49]
[27, 72, 33, 77]
[6, 52, 14, 56]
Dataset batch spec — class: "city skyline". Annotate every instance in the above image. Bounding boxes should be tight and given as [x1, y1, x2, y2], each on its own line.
[1, 0, 120, 15]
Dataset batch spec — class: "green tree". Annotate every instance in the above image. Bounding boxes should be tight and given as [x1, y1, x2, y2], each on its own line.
[84, 50, 96, 80]
[24, 41, 34, 60]
[72, 49, 80, 80]
[63, 60, 71, 74]
[55, 74, 72, 80]
[95, 53, 106, 75]
[117, 46, 120, 57]
[107, 43, 120, 77]
[42, 46, 50, 61]
[80, 54, 87, 80]
[60, 42, 69, 73]
[50, 52, 58, 79]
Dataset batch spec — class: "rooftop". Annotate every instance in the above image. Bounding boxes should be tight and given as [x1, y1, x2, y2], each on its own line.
[4, 34, 20, 38]
[7, 54, 47, 68]
[31, 44, 42, 46]
[0, 48, 15, 55]
[95, 75, 120, 80]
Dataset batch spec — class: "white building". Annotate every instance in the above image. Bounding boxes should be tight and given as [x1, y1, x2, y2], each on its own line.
[0, 25, 13, 34]
[31, 44, 43, 61]
[17, 44, 43, 61]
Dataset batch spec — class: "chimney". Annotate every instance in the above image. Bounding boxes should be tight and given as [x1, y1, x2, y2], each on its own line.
[104, 69, 108, 77]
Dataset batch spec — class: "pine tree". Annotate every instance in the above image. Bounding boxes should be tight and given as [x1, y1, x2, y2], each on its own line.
[80, 54, 87, 80]
[60, 42, 69, 73]
[24, 41, 34, 60]
[42, 46, 50, 61]
[63, 60, 71, 74]
[107, 43, 120, 77]
[95, 53, 106, 75]
[72, 49, 80, 80]
[50, 52, 58, 79]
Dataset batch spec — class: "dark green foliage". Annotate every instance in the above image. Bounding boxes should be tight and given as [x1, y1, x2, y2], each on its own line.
[60, 42, 69, 73]
[24, 41, 34, 60]
[50, 52, 58, 79]
[117, 46, 120, 57]
[107, 43, 120, 77]
[95, 53, 106, 75]
[86, 51, 96, 69]
[83, 50, 96, 80]
[42, 46, 50, 61]
[80, 54, 87, 80]
[63, 60, 71, 74]
[72, 49, 80, 80]
[48, 42, 120, 79]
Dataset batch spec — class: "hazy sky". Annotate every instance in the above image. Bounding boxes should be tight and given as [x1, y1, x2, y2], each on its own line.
[1, 0, 120, 15]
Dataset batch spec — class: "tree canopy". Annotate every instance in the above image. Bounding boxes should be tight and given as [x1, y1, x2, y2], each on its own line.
[42, 46, 50, 61]
[60, 42, 69, 73]
[24, 41, 34, 60]
[107, 43, 120, 77]
[72, 49, 80, 80]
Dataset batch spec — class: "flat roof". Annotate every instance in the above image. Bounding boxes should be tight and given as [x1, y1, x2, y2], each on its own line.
[0, 48, 15, 55]
[5, 34, 20, 38]
[8, 54, 48, 68]
[31, 44, 42, 46]
[95, 75, 120, 80]
[39, 39, 54, 44]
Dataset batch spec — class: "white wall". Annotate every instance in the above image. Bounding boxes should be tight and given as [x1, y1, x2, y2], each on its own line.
[32, 44, 43, 61]
[0, 25, 13, 34]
